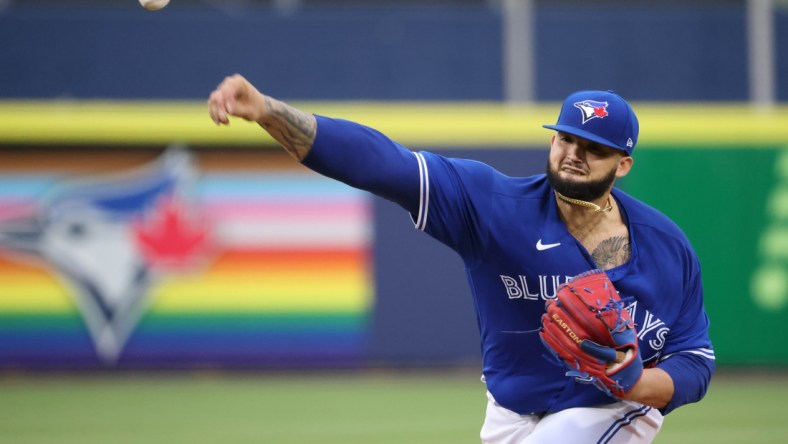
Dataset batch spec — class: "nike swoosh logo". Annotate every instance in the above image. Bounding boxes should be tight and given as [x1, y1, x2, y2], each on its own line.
[536, 239, 561, 251]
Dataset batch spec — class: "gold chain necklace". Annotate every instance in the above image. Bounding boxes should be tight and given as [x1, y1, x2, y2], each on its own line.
[555, 192, 612, 213]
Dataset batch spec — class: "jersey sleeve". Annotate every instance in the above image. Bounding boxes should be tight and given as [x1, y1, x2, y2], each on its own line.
[303, 116, 495, 263]
[655, 252, 715, 415]
[413, 151, 496, 264]
[302, 115, 421, 214]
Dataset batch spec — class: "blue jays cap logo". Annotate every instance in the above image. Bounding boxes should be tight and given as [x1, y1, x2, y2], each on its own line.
[543, 90, 638, 155]
[574, 100, 609, 124]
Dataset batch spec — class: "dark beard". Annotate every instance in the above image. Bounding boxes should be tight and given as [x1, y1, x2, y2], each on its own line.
[546, 160, 617, 202]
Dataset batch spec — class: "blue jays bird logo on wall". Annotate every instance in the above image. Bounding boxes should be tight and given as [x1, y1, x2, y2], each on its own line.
[0, 147, 215, 364]
[574, 100, 609, 124]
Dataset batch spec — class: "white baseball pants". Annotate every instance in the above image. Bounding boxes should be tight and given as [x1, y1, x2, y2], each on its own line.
[480, 391, 663, 444]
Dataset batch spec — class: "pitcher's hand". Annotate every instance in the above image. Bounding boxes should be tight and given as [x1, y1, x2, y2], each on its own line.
[208, 74, 267, 125]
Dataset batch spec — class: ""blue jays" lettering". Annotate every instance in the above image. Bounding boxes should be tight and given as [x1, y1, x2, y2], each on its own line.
[500, 274, 570, 301]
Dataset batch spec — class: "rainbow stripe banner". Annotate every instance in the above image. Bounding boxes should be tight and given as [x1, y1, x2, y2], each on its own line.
[0, 149, 373, 369]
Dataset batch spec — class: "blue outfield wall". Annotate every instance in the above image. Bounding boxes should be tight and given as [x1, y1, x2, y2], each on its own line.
[778, 7, 788, 101]
[0, 7, 502, 101]
[1, 4, 786, 101]
[535, 5, 750, 101]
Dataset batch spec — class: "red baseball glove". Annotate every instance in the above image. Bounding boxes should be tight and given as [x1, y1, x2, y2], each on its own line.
[539, 269, 643, 399]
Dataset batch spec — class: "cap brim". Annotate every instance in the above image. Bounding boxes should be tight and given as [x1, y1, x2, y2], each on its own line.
[542, 124, 629, 154]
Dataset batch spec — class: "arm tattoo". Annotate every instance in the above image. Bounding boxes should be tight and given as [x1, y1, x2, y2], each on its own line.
[591, 236, 631, 270]
[260, 96, 316, 161]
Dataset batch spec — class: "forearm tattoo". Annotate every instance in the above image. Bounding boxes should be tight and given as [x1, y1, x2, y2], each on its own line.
[591, 236, 631, 270]
[260, 96, 316, 161]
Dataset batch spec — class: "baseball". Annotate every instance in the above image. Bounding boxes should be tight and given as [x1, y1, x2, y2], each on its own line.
[139, 0, 170, 11]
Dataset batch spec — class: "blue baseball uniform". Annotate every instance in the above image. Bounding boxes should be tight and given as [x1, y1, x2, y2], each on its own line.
[303, 116, 714, 420]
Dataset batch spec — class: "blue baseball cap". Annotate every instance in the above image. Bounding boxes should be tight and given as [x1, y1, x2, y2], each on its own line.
[543, 90, 639, 155]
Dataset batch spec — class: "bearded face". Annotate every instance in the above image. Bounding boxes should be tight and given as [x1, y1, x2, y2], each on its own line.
[545, 159, 618, 202]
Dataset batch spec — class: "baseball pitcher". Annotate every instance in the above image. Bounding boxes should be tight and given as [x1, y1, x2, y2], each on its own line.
[207, 75, 714, 443]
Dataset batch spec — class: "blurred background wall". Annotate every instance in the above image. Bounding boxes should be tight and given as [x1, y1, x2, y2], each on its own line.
[0, 0, 787, 370]
[2, 0, 786, 101]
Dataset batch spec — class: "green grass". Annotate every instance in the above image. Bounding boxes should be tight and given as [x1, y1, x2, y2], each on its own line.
[0, 371, 484, 444]
[0, 370, 785, 443]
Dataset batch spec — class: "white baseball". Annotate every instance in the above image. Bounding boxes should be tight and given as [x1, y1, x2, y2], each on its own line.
[139, 0, 170, 11]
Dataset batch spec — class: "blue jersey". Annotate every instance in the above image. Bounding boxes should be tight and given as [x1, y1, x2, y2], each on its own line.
[305, 116, 714, 415]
